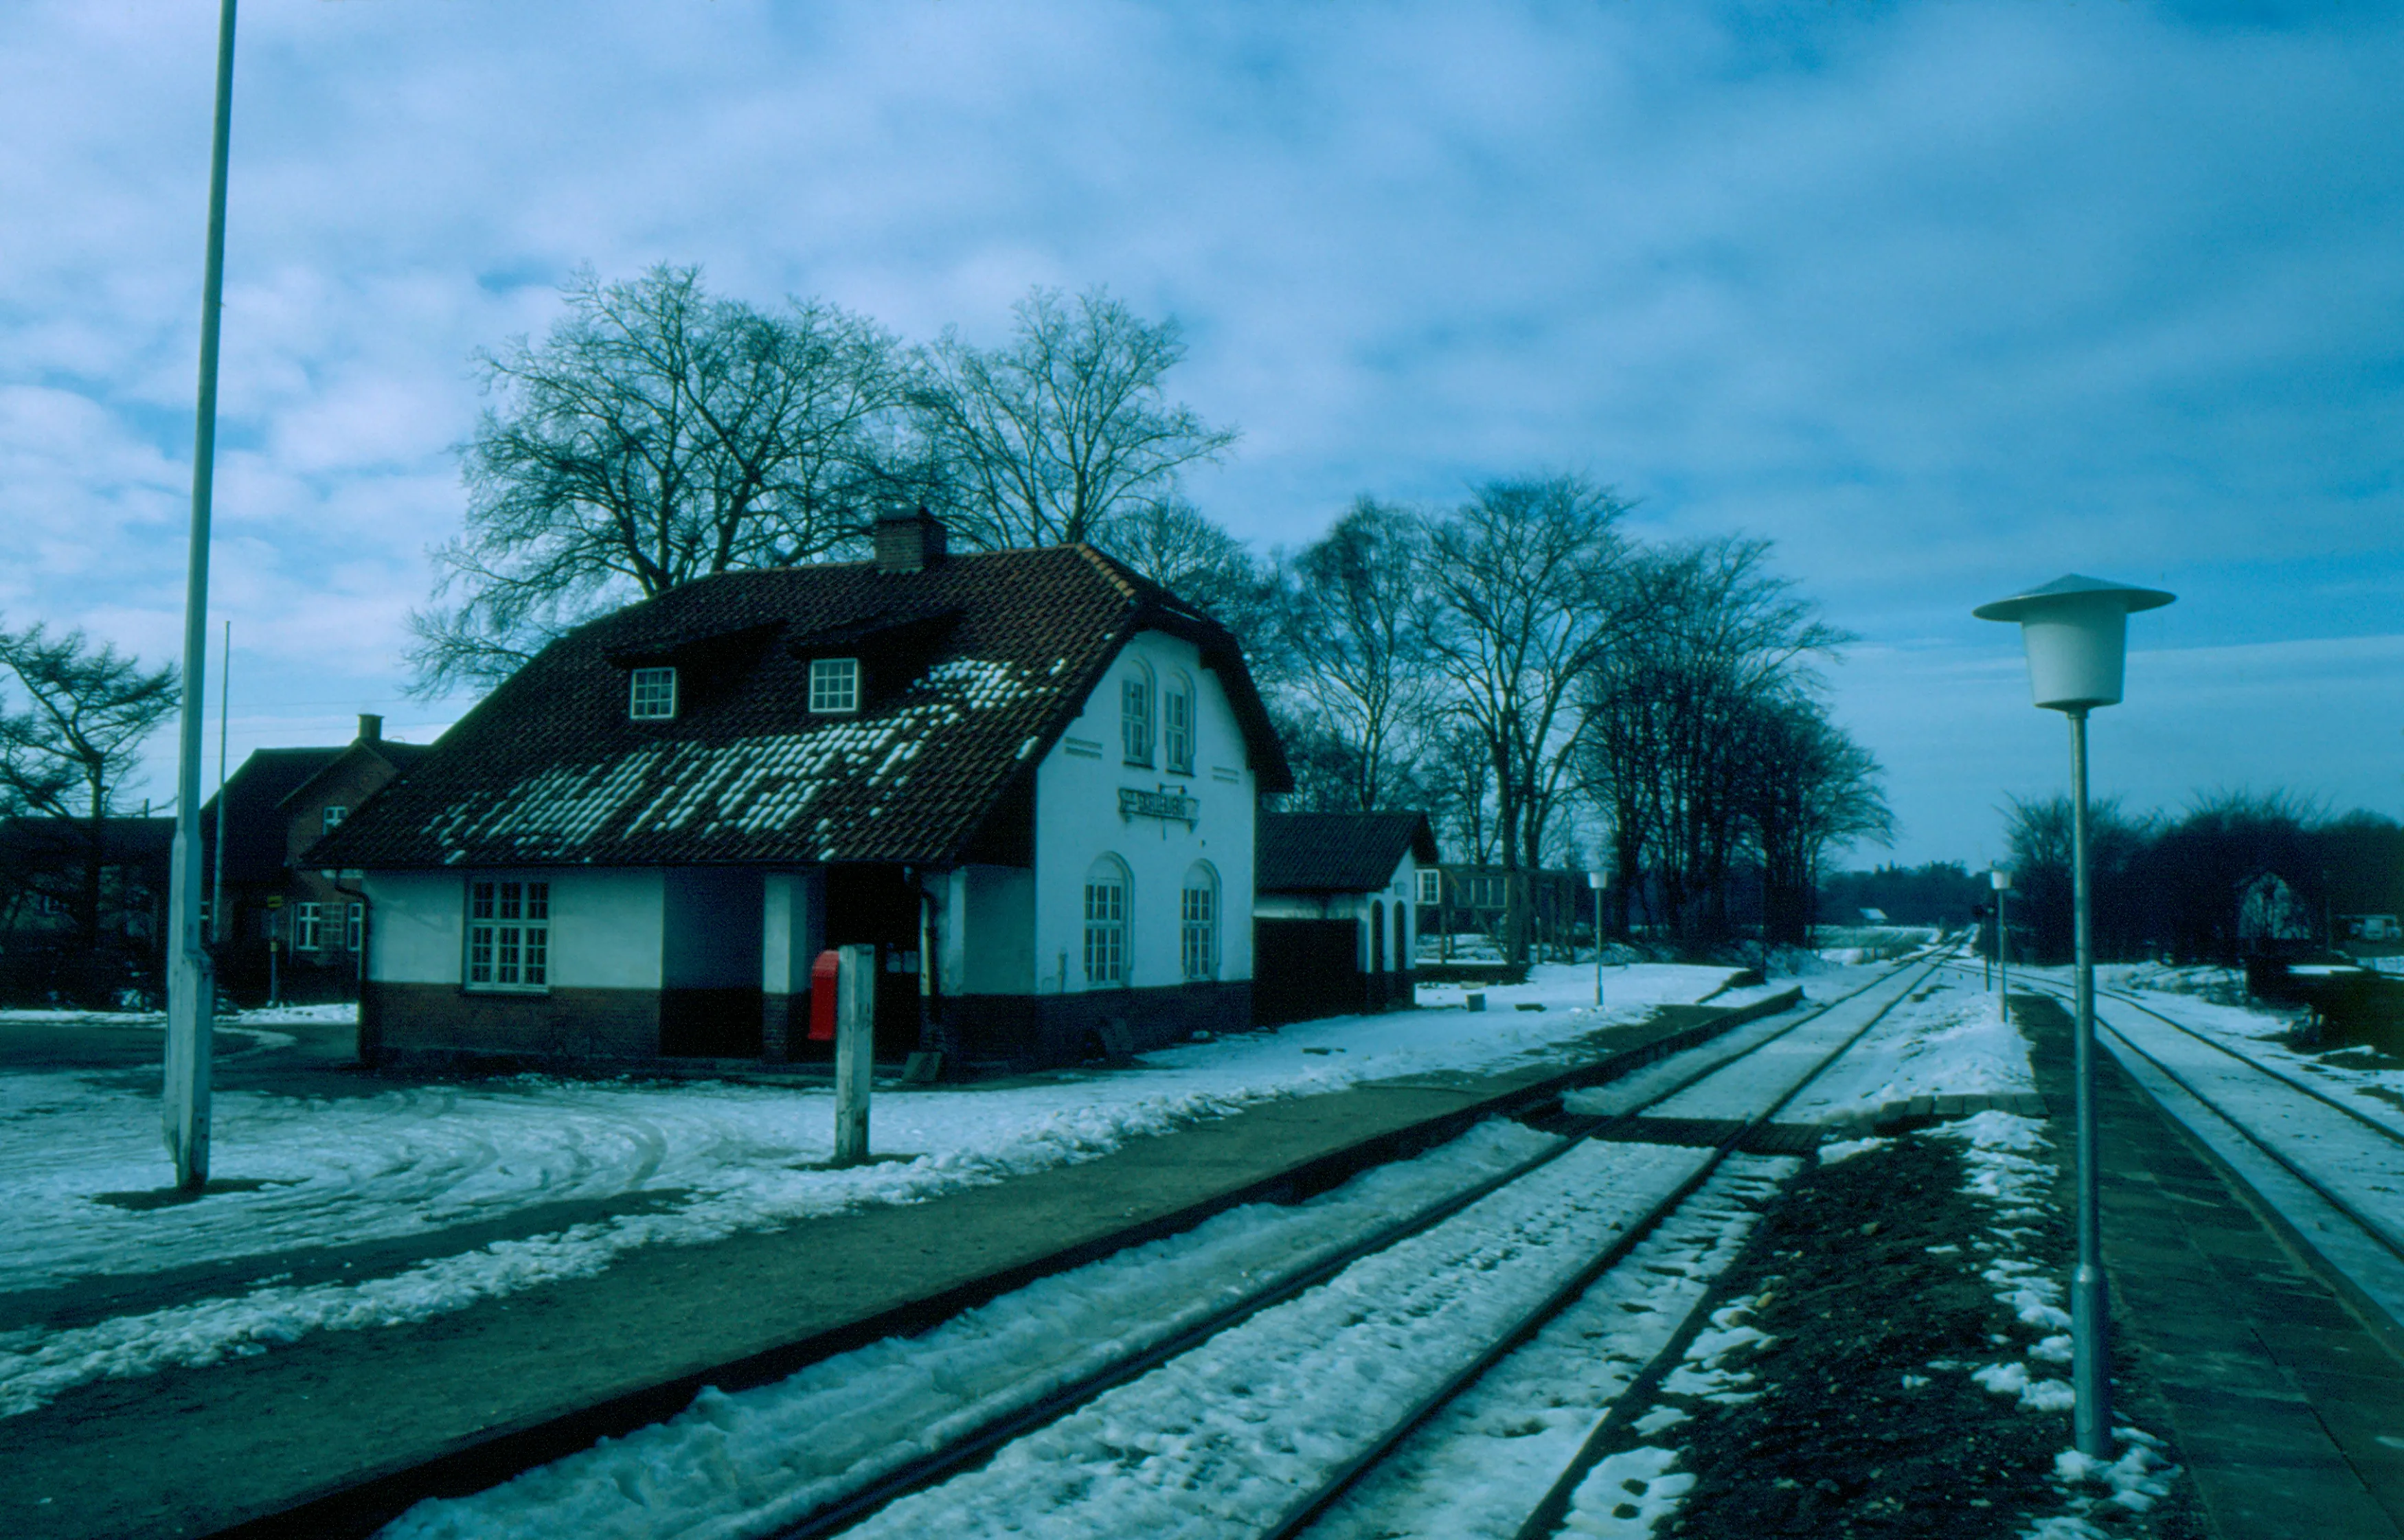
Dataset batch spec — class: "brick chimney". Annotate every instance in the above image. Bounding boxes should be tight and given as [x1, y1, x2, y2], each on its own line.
[358, 713, 383, 743]
[874, 506, 948, 574]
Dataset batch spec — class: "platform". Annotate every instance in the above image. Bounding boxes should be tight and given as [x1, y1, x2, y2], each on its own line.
[2020, 995, 2404, 1539]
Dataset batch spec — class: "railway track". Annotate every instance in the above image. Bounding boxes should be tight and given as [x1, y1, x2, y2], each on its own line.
[1947, 962, 2404, 1336]
[691, 945, 1962, 1540]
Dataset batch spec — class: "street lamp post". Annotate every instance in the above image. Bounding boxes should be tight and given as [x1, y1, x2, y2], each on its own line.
[1991, 865, 2012, 1004]
[1975, 574, 2173, 1460]
[1587, 870, 1607, 1008]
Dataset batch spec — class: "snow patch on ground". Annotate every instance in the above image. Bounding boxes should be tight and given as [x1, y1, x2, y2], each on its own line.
[379, 1120, 1565, 1540]
[0, 964, 1756, 1416]
[1783, 977, 2034, 1124]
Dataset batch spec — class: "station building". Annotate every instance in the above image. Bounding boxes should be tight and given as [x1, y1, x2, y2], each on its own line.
[309, 510, 1291, 1072]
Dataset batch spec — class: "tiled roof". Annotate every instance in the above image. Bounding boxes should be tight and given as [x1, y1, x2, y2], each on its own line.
[1256, 811, 1438, 894]
[201, 740, 433, 884]
[311, 544, 1289, 871]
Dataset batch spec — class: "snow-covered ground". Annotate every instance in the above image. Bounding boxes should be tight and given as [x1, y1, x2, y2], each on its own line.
[1782, 971, 2034, 1123]
[0, 963, 1749, 1417]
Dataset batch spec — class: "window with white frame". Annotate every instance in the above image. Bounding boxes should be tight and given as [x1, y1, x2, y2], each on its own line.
[322, 805, 347, 833]
[466, 879, 550, 990]
[1181, 863, 1218, 980]
[1163, 673, 1194, 773]
[345, 901, 363, 951]
[629, 667, 678, 721]
[1083, 857, 1129, 985]
[1417, 868, 1441, 906]
[1120, 666, 1153, 766]
[293, 902, 322, 951]
[809, 657, 860, 714]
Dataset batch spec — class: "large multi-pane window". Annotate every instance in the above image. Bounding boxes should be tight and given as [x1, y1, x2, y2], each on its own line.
[293, 902, 322, 951]
[809, 657, 860, 714]
[1120, 667, 1153, 765]
[629, 667, 678, 720]
[1416, 868, 1442, 906]
[1163, 675, 1194, 773]
[467, 879, 551, 990]
[1083, 858, 1129, 985]
[1181, 863, 1218, 980]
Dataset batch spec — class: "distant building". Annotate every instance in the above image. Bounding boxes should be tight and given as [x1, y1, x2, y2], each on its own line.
[310, 511, 1291, 1072]
[1414, 863, 1589, 958]
[0, 815, 172, 1002]
[199, 715, 431, 1004]
[1253, 811, 1436, 1023]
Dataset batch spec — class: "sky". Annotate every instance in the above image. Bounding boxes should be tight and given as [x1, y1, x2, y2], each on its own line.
[1, 0, 2397, 868]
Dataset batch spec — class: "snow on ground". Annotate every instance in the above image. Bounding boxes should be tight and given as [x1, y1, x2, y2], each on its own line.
[381, 1120, 1566, 1540]
[835, 1138, 1718, 1540]
[2100, 965, 2404, 1135]
[0, 963, 1745, 1417]
[1782, 972, 2036, 1124]
[1312, 1158, 1798, 1540]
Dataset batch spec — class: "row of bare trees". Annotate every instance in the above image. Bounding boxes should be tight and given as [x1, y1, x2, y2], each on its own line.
[409, 269, 1236, 692]
[413, 265, 1892, 957]
[1245, 485, 1890, 953]
[2002, 789, 2404, 965]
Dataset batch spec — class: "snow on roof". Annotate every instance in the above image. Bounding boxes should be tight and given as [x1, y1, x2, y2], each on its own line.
[315, 544, 1290, 870]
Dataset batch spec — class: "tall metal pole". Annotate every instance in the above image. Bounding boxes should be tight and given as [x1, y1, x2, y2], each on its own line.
[212, 621, 229, 945]
[1997, 880, 2009, 1004]
[164, 0, 238, 1191]
[2068, 707, 2111, 1456]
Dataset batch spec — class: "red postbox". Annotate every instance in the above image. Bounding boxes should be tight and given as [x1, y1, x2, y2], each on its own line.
[807, 949, 843, 1042]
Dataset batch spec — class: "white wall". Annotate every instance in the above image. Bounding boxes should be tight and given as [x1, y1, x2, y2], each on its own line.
[365, 868, 666, 990]
[949, 864, 1036, 995]
[1031, 630, 1258, 993]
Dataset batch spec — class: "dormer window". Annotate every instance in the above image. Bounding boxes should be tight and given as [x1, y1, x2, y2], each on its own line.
[629, 667, 678, 721]
[322, 805, 348, 834]
[810, 657, 861, 714]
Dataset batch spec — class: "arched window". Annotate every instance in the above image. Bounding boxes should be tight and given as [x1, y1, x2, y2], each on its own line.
[1120, 660, 1155, 766]
[1164, 671, 1195, 773]
[1394, 900, 1409, 975]
[1181, 862, 1219, 980]
[1371, 899, 1386, 974]
[1084, 855, 1130, 986]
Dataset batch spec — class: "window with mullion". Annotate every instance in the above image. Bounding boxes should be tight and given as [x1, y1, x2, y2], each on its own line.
[466, 878, 552, 990]
[1084, 872, 1127, 985]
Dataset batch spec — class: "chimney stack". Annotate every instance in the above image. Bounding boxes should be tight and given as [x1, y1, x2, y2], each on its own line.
[358, 713, 383, 743]
[873, 506, 948, 574]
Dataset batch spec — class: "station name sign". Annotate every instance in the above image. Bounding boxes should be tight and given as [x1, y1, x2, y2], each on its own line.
[1118, 785, 1199, 830]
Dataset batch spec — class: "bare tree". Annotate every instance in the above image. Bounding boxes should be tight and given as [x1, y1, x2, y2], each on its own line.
[409, 264, 908, 692]
[1737, 695, 1892, 944]
[1420, 475, 1631, 960]
[910, 286, 1237, 550]
[0, 622, 178, 956]
[1276, 497, 1433, 813]
[1093, 498, 1282, 667]
[1584, 537, 1849, 942]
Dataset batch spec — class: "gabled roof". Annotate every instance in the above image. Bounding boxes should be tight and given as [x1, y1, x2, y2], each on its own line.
[1256, 811, 1438, 894]
[310, 543, 1291, 872]
[198, 739, 433, 885]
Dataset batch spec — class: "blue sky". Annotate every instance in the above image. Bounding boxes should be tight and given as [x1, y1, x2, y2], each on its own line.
[1, 1, 2398, 866]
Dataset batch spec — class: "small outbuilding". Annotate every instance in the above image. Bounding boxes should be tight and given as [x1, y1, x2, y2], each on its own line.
[1252, 810, 1436, 1024]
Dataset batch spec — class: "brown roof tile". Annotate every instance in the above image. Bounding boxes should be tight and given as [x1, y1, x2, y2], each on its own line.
[313, 545, 1288, 871]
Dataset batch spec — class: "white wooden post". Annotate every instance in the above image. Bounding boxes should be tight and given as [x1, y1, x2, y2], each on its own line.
[834, 943, 875, 1166]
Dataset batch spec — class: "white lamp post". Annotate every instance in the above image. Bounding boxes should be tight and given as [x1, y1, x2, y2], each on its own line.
[1587, 870, 1606, 1008]
[1991, 865, 2012, 1003]
[1974, 573, 2173, 1460]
